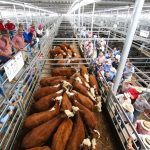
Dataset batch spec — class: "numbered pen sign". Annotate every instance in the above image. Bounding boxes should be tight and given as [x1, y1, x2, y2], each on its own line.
[4, 52, 24, 82]
[140, 30, 149, 38]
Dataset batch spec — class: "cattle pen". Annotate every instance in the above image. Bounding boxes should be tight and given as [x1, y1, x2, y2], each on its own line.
[0, 1, 150, 150]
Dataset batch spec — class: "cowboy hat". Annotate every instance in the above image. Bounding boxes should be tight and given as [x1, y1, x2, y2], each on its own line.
[122, 101, 134, 113]
[141, 120, 150, 132]
[134, 86, 143, 93]
[142, 135, 150, 149]
[124, 79, 131, 83]
[110, 67, 116, 73]
[124, 93, 130, 99]
[115, 54, 120, 60]
[105, 59, 111, 65]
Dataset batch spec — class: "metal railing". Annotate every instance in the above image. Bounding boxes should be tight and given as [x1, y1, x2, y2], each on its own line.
[79, 44, 148, 149]
[0, 17, 62, 150]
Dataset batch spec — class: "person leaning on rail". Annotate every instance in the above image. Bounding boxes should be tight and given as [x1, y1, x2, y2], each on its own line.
[123, 62, 135, 80]
[113, 100, 134, 129]
[129, 120, 150, 149]
[0, 29, 15, 64]
[133, 93, 150, 123]
[4, 19, 16, 40]
[12, 28, 27, 61]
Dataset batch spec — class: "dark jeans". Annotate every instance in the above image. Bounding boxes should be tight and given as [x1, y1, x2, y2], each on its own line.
[9, 30, 16, 40]
[30, 39, 37, 48]
[133, 109, 141, 123]
[0, 56, 10, 65]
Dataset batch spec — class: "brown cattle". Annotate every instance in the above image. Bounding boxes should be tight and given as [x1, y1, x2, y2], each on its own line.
[40, 76, 66, 87]
[21, 114, 66, 149]
[27, 146, 51, 150]
[34, 85, 61, 101]
[75, 101, 97, 129]
[34, 92, 63, 112]
[61, 92, 72, 111]
[66, 113, 85, 150]
[51, 119, 73, 150]
[24, 102, 60, 129]
[51, 67, 76, 77]
[73, 91, 94, 110]
[89, 74, 99, 94]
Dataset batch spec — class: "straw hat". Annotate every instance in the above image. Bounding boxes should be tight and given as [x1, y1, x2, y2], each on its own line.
[110, 67, 116, 73]
[124, 79, 131, 83]
[122, 101, 134, 113]
[142, 135, 150, 149]
[134, 86, 143, 93]
[124, 93, 130, 99]
[141, 120, 150, 132]
[115, 54, 120, 60]
[105, 59, 111, 65]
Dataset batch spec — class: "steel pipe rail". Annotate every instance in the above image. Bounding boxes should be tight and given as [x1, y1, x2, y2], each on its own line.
[0, 16, 62, 150]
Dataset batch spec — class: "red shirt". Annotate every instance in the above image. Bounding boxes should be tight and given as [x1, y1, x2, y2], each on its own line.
[0, 23, 5, 30]
[5, 22, 16, 31]
[127, 88, 140, 101]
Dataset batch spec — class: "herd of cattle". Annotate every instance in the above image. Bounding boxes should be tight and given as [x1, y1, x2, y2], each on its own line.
[20, 43, 102, 150]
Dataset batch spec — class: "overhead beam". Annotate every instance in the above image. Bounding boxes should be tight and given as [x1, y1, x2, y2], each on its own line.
[68, 0, 134, 14]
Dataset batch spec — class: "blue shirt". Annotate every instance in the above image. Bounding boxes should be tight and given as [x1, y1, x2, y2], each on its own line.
[103, 64, 111, 72]
[0, 114, 9, 124]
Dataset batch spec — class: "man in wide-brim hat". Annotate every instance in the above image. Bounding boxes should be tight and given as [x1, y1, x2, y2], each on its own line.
[134, 120, 150, 135]
[133, 93, 150, 122]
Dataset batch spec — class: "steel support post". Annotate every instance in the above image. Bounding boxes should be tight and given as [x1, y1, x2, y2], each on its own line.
[78, 3, 81, 35]
[73, 11, 75, 34]
[106, 31, 110, 50]
[125, 6, 130, 32]
[23, 5, 28, 28]
[113, 0, 145, 94]
[13, 5, 19, 24]
[82, 6, 84, 27]
[29, 8, 32, 24]
[0, 12, 2, 19]
[91, 2, 95, 32]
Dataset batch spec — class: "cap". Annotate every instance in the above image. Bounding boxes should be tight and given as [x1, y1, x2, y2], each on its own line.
[124, 79, 131, 83]
[0, 29, 9, 35]
[134, 86, 143, 93]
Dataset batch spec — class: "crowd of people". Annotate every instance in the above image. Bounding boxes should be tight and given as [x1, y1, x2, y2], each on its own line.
[0, 19, 44, 138]
[80, 27, 150, 149]
[0, 19, 44, 66]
